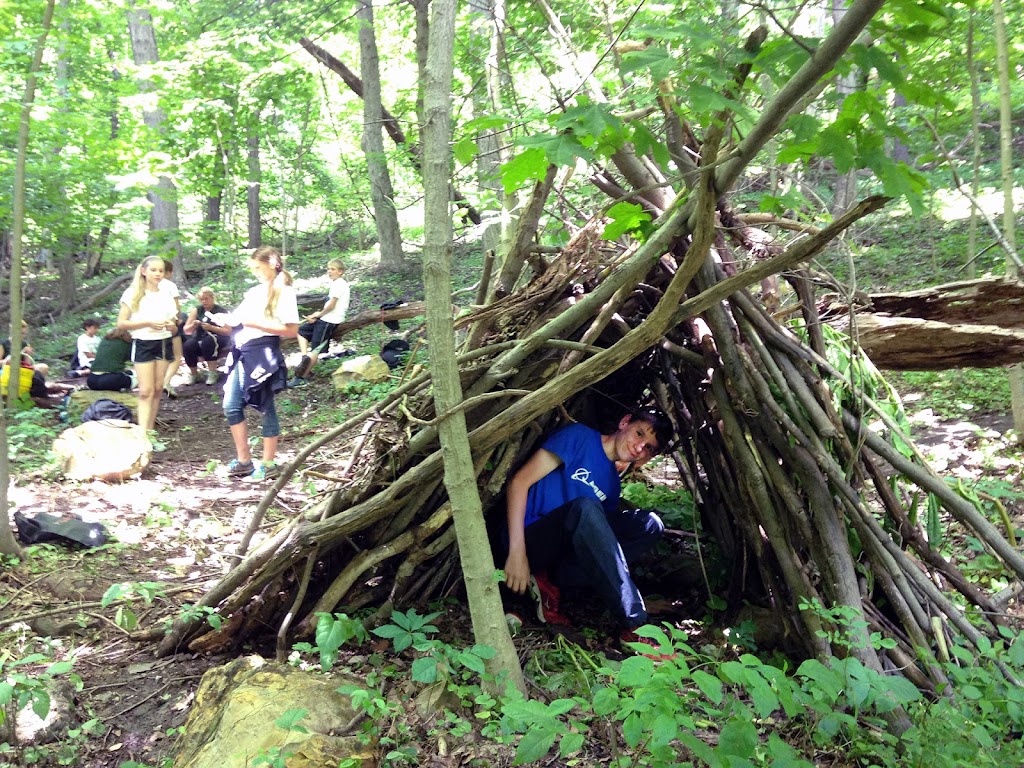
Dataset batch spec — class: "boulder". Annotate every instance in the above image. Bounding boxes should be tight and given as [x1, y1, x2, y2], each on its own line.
[172, 656, 375, 768]
[52, 420, 151, 482]
[331, 355, 391, 389]
[67, 389, 138, 422]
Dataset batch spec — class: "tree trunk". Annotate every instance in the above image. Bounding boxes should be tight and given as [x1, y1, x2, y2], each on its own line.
[246, 122, 262, 249]
[1, 0, 53, 555]
[421, 0, 526, 693]
[126, 3, 185, 280]
[358, 0, 405, 271]
[992, 0, 1024, 435]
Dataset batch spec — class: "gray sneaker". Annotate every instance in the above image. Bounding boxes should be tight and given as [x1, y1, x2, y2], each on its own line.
[226, 459, 254, 477]
[205, 369, 220, 386]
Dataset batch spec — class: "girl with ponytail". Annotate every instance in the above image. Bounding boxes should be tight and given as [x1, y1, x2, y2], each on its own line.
[217, 246, 299, 482]
[116, 256, 178, 434]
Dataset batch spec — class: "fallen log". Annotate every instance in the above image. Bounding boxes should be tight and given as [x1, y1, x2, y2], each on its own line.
[820, 276, 1024, 369]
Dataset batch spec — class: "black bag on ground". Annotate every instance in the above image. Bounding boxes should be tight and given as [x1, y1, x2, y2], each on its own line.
[381, 339, 411, 369]
[14, 511, 109, 548]
[81, 398, 133, 423]
[380, 301, 404, 331]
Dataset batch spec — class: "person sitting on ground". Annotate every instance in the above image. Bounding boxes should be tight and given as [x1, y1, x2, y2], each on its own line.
[495, 407, 674, 651]
[1, 319, 32, 362]
[181, 287, 232, 386]
[86, 328, 136, 392]
[73, 318, 102, 375]
[289, 258, 350, 387]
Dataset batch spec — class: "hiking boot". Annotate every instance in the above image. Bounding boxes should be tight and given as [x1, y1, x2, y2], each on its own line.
[293, 355, 312, 379]
[182, 371, 200, 385]
[620, 629, 677, 662]
[528, 573, 572, 626]
[286, 376, 308, 388]
[164, 384, 178, 399]
[226, 459, 255, 477]
[205, 369, 220, 386]
[242, 461, 279, 483]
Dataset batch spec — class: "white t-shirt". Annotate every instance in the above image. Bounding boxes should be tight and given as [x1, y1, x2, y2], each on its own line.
[76, 333, 101, 368]
[119, 287, 178, 340]
[160, 279, 180, 301]
[231, 281, 300, 348]
[320, 278, 351, 324]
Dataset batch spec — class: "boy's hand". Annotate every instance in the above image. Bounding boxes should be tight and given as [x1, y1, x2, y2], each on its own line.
[503, 549, 531, 594]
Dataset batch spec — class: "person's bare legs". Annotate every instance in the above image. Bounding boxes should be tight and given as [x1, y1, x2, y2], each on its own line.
[134, 361, 167, 431]
[262, 435, 278, 465]
[163, 336, 183, 391]
[230, 422, 251, 464]
[297, 335, 310, 355]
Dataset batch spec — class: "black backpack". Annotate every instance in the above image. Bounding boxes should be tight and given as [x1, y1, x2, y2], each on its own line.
[81, 398, 133, 424]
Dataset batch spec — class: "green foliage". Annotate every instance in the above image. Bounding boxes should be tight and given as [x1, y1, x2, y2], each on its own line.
[6, 408, 61, 473]
[101, 581, 168, 632]
[892, 370, 1011, 419]
[371, 609, 441, 653]
[621, 481, 697, 530]
[294, 612, 369, 671]
[0, 649, 81, 734]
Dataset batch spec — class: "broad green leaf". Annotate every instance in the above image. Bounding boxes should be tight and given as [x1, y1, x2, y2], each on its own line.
[650, 713, 678, 746]
[555, 103, 622, 142]
[500, 148, 548, 195]
[463, 115, 509, 132]
[453, 138, 478, 166]
[817, 125, 856, 173]
[692, 669, 723, 704]
[519, 132, 592, 166]
[0, 681, 13, 707]
[558, 731, 585, 758]
[456, 650, 485, 674]
[275, 708, 309, 733]
[619, 47, 675, 81]
[618, 655, 655, 687]
[591, 686, 619, 716]
[45, 661, 73, 676]
[622, 712, 644, 748]
[514, 728, 556, 765]
[548, 698, 577, 716]
[411, 656, 438, 684]
[743, 669, 779, 717]
[31, 691, 51, 721]
[718, 716, 757, 758]
[602, 202, 651, 241]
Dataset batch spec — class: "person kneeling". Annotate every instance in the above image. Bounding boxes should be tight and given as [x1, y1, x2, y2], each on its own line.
[496, 408, 674, 653]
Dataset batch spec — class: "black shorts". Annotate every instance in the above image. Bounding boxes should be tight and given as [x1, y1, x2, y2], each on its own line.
[132, 337, 174, 364]
[298, 320, 337, 353]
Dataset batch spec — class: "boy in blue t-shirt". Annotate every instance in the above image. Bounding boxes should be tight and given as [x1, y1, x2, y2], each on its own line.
[498, 409, 673, 642]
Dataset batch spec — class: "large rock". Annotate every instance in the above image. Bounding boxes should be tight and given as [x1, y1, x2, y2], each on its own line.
[172, 656, 375, 768]
[331, 355, 390, 389]
[67, 389, 138, 422]
[52, 420, 151, 482]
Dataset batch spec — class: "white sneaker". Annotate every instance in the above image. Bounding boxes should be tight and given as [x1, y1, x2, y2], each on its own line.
[183, 371, 200, 385]
[205, 369, 219, 386]
[164, 384, 178, 399]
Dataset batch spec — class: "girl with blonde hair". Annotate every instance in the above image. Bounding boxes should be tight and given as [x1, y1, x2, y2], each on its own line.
[217, 246, 299, 482]
[116, 256, 178, 432]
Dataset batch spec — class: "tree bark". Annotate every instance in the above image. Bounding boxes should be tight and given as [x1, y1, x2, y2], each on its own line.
[358, 0, 405, 271]
[1, 0, 53, 556]
[246, 120, 262, 249]
[126, 3, 185, 280]
[422, 0, 526, 693]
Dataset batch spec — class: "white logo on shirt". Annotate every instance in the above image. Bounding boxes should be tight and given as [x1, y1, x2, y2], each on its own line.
[570, 468, 607, 501]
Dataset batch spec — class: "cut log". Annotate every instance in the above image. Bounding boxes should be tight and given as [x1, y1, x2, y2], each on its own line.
[820, 277, 1024, 369]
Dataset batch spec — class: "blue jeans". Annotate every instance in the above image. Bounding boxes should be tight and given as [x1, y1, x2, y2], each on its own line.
[222, 363, 280, 438]
[519, 498, 664, 629]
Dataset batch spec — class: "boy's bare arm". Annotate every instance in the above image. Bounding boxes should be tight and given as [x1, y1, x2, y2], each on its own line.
[504, 448, 561, 594]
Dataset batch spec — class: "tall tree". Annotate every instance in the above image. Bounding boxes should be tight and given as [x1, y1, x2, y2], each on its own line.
[422, 0, 526, 694]
[992, 0, 1024, 435]
[1, 0, 54, 556]
[358, 0, 405, 271]
[126, 1, 185, 279]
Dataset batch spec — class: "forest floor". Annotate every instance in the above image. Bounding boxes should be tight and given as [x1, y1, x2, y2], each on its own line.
[1, 367, 1023, 768]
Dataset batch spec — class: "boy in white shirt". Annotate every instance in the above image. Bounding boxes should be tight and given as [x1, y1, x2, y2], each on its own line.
[290, 258, 350, 386]
[74, 318, 102, 374]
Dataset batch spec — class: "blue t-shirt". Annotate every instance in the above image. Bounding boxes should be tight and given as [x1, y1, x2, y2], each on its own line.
[523, 423, 620, 528]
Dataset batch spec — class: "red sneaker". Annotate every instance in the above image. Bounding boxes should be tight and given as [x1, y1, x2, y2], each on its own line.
[529, 573, 572, 626]
[620, 629, 677, 661]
